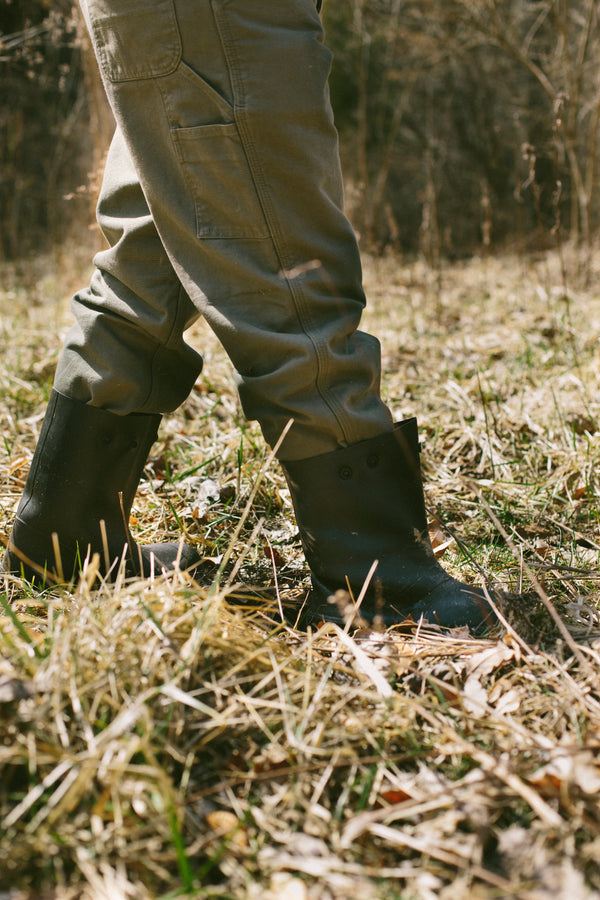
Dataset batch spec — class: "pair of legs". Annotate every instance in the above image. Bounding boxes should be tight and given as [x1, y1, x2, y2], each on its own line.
[5, 0, 495, 630]
[57, 0, 392, 458]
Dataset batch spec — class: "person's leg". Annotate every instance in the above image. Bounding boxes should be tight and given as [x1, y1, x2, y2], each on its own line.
[4, 391, 201, 584]
[55, 126, 203, 414]
[78, 0, 393, 459]
[281, 421, 495, 631]
[6, 0, 498, 627]
[5, 130, 205, 585]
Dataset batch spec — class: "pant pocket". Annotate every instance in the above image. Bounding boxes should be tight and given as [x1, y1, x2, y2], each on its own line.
[89, 0, 181, 82]
[172, 123, 270, 240]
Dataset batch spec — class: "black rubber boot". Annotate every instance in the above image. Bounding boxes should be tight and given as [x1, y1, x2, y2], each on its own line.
[281, 419, 496, 631]
[3, 390, 201, 585]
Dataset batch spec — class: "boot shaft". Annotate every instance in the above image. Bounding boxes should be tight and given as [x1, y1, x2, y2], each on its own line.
[7, 390, 161, 581]
[282, 419, 429, 578]
[282, 420, 492, 630]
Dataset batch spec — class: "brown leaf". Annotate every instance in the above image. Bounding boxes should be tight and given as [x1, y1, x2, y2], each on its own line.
[205, 810, 248, 849]
[263, 543, 283, 566]
[429, 520, 454, 558]
[379, 789, 412, 804]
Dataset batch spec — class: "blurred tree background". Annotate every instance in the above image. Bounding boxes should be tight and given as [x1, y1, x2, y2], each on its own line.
[0, 0, 111, 260]
[1, 0, 600, 261]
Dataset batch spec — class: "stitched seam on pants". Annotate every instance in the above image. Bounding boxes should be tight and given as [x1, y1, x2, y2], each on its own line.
[211, 0, 352, 445]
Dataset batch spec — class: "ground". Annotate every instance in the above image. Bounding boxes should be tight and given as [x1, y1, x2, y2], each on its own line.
[0, 245, 599, 899]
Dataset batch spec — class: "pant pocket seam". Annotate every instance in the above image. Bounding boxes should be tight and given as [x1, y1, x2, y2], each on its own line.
[171, 122, 270, 240]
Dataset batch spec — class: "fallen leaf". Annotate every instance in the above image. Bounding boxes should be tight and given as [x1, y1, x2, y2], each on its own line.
[263, 544, 283, 566]
[462, 642, 517, 716]
[529, 750, 600, 796]
[493, 688, 521, 716]
[205, 810, 248, 849]
[267, 873, 307, 900]
[462, 677, 489, 716]
[379, 789, 412, 804]
[429, 520, 454, 558]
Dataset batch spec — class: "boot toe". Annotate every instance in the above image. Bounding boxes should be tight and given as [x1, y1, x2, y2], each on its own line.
[406, 580, 496, 632]
[139, 542, 203, 576]
[296, 575, 497, 633]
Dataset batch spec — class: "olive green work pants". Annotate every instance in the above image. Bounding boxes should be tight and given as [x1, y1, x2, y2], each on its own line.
[54, 0, 393, 460]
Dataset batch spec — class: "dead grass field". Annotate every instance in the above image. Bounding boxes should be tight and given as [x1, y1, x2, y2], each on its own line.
[1, 245, 600, 899]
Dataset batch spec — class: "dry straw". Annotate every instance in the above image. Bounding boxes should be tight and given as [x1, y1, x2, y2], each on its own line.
[1, 247, 600, 899]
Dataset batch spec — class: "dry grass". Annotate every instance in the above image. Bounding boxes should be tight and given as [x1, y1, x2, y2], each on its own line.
[1, 245, 600, 899]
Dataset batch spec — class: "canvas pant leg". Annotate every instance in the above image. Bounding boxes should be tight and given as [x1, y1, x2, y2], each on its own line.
[68, 0, 393, 459]
[54, 126, 204, 415]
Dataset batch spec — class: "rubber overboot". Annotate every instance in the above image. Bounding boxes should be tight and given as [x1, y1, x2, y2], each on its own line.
[3, 390, 201, 585]
[281, 419, 496, 631]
